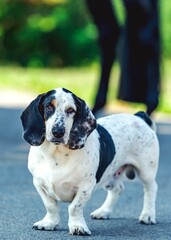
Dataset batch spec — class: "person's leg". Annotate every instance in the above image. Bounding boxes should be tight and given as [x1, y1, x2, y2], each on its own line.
[119, 0, 160, 115]
[86, 0, 120, 114]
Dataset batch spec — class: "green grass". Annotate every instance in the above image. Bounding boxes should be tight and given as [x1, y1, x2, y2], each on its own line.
[0, 61, 171, 114]
[0, 63, 119, 108]
[0, 65, 98, 107]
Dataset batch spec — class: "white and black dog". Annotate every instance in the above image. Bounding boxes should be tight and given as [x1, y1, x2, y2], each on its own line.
[21, 88, 159, 236]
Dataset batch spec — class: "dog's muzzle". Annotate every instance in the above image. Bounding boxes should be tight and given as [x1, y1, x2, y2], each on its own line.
[51, 126, 65, 144]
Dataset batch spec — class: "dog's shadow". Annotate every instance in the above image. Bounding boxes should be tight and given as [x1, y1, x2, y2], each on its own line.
[89, 218, 169, 239]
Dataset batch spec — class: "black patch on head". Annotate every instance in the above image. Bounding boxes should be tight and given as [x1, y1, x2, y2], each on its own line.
[20, 90, 55, 146]
[62, 88, 72, 94]
[96, 124, 115, 183]
[63, 88, 97, 150]
[43, 95, 56, 120]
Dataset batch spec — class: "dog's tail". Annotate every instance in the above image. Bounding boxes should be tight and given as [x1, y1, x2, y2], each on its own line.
[134, 111, 157, 132]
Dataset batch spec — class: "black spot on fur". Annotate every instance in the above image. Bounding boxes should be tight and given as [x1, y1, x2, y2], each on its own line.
[96, 124, 116, 183]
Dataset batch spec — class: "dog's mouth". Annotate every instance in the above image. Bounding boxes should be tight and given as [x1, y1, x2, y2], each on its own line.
[50, 137, 64, 145]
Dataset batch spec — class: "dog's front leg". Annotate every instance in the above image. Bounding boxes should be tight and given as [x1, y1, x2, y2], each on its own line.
[32, 178, 60, 231]
[68, 183, 95, 236]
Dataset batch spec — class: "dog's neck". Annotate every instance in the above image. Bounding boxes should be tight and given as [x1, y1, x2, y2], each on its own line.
[40, 139, 75, 156]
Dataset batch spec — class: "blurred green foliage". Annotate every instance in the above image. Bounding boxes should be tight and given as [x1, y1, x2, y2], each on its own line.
[0, 0, 98, 67]
[0, 0, 170, 67]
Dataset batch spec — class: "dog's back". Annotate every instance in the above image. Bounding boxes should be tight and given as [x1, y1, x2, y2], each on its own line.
[96, 112, 159, 182]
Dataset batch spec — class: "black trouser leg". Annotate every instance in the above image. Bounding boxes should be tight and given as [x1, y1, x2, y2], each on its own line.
[86, 0, 120, 113]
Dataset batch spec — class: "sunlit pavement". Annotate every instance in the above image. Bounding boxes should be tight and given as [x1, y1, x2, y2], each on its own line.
[0, 105, 171, 240]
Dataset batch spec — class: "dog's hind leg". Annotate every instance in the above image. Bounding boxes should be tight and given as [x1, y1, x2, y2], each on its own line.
[91, 182, 124, 220]
[139, 178, 158, 224]
[138, 144, 159, 224]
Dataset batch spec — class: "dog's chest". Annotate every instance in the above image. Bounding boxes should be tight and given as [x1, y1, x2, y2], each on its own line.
[30, 152, 80, 202]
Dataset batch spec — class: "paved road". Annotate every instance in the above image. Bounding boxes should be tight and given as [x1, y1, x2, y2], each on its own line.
[0, 106, 171, 240]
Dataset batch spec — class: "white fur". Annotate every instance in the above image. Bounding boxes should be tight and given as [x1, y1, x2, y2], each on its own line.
[26, 89, 159, 236]
[45, 88, 76, 145]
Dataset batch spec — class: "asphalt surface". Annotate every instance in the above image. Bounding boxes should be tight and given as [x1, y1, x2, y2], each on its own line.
[0, 106, 171, 240]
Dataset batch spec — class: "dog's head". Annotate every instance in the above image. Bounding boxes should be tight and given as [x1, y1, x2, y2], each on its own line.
[20, 88, 97, 150]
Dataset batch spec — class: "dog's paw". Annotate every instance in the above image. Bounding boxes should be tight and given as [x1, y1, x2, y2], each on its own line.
[139, 212, 156, 225]
[33, 219, 59, 231]
[91, 208, 110, 220]
[69, 223, 91, 236]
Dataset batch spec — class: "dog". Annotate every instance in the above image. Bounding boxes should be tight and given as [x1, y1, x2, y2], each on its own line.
[21, 88, 159, 236]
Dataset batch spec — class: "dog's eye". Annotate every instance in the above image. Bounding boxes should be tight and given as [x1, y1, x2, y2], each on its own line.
[45, 104, 54, 112]
[66, 107, 75, 115]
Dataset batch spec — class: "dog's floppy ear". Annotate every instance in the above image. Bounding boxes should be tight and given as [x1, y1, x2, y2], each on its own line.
[67, 95, 97, 150]
[20, 93, 46, 146]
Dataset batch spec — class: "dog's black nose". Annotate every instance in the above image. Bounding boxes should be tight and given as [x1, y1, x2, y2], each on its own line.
[52, 127, 65, 138]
